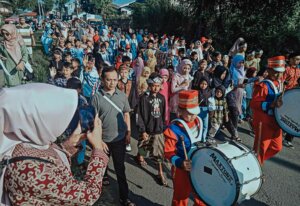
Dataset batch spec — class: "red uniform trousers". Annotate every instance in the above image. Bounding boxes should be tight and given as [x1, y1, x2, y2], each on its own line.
[171, 166, 206, 206]
[253, 121, 282, 165]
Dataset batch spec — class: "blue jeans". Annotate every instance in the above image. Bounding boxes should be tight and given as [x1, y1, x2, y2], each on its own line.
[198, 107, 209, 142]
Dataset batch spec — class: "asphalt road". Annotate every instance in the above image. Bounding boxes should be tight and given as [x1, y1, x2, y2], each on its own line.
[95, 120, 300, 206]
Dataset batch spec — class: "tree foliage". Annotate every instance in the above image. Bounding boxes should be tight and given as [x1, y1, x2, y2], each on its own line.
[11, 0, 55, 14]
[131, 0, 300, 56]
[90, 0, 113, 16]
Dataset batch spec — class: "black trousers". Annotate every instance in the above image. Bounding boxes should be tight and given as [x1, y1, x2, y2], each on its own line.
[225, 106, 239, 137]
[106, 138, 129, 201]
[285, 133, 294, 142]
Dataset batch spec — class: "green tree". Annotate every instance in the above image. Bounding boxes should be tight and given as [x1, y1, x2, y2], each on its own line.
[131, 0, 300, 56]
[90, 0, 113, 16]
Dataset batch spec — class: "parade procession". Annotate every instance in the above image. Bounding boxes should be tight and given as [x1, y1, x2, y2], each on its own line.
[0, 0, 300, 206]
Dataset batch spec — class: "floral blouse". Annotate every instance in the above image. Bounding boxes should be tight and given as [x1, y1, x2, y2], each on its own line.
[4, 143, 108, 206]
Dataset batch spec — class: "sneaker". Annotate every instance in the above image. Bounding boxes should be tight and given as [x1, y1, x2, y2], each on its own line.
[126, 144, 132, 152]
[206, 138, 216, 146]
[283, 140, 294, 149]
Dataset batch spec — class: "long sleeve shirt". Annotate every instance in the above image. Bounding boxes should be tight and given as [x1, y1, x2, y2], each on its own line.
[137, 92, 166, 134]
[4, 143, 108, 206]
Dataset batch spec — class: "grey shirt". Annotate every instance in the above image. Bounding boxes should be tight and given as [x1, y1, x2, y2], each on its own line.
[92, 88, 131, 143]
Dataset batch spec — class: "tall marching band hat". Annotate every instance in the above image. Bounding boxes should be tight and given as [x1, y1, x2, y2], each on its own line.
[178, 90, 200, 115]
[268, 56, 286, 72]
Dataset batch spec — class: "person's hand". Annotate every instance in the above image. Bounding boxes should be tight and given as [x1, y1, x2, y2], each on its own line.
[32, 42, 36, 47]
[270, 96, 283, 108]
[258, 76, 264, 82]
[225, 115, 229, 123]
[101, 141, 109, 154]
[49, 67, 57, 78]
[142, 132, 149, 141]
[62, 123, 86, 156]
[87, 116, 103, 150]
[125, 131, 131, 144]
[16, 61, 25, 71]
[0, 55, 7, 61]
[181, 160, 192, 171]
[83, 55, 88, 67]
[180, 80, 189, 87]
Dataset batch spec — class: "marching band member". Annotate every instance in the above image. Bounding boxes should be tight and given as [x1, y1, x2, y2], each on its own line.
[164, 90, 206, 206]
[250, 56, 285, 165]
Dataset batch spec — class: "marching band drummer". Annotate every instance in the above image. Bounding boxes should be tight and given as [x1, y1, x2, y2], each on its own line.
[250, 56, 285, 165]
[164, 90, 206, 206]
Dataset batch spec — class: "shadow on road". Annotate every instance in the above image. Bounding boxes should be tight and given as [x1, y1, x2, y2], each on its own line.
[240, 198, 269, 206]
[269, 156, 300, 172]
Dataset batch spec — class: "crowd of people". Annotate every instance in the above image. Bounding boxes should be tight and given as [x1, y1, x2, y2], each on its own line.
[0, 16, 299, 206]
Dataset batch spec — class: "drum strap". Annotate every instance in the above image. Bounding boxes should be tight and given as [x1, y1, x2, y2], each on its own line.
[171, 116, 203, 144]
[262, 80, 282, 95]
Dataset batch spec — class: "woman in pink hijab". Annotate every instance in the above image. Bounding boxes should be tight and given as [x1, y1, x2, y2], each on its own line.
[159, 68, 171, 125]
[0, 24, 29, 87]
[0, 83, 108, 205]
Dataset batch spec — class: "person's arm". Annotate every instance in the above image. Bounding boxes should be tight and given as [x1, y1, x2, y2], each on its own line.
[123, 95, 131, 143]
[30, 27, 36, 46]
[137, 95, 146, 133]
[164, 128, 182, 167]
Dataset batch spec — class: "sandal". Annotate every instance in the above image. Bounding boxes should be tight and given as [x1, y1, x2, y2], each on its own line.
[232, 137, 242, 142]
[119, 198, 136, 206]
[157, 175, 168, 187]
[135, 155, 147, 167]
[102, 176, 110, 186]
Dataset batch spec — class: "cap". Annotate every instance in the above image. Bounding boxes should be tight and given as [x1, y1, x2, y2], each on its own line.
[268, 56, 286, 72]
[178, 90, 200, 115]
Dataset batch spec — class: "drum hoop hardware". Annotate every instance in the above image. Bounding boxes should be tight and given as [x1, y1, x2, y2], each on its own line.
[239, 175, 264, 186]
[228, 151, 253, 162]
[228, 141, 247, 152]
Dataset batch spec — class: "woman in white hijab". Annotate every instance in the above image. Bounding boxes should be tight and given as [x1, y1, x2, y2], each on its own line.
[0, 83, 108, 205]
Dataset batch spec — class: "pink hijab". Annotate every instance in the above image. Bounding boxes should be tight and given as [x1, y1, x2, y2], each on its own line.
[1, 24, 25, 64]
[0, 83, 78, 205]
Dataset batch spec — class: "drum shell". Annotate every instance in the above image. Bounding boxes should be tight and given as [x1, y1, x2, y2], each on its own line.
[189, 142, 262, 206]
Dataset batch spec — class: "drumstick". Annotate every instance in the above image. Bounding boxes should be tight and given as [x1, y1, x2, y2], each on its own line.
[180, 136, 188, 160]
[256, 122, 263, 157]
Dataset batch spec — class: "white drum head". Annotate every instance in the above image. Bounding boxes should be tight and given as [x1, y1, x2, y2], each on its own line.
[190, 147, 239, 206]
[275, 88, 300, 137]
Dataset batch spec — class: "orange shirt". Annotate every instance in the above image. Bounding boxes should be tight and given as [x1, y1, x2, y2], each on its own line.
[283, 65, 300, 90]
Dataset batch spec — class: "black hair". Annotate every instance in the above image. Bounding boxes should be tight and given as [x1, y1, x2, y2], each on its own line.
[64, 51, 72, 57]
[66, 77, 82, 89]
[167, 65, 174, 70]
[63, 62, 72, 69]
[191, 51, 198, 56]
[101, 66, 116, 79]
[72, 58, 80, 64]
[65, 40, 72, 46]
[178, 48, 185, 54]
[148, 40, 154, 44]
[203, 42, 211, 49]
[122, 55, 131, 63]
[212, 51, 221, 58]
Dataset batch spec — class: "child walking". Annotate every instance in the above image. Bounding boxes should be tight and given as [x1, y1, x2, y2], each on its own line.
[136, 73, 167, 186]
[207, 85, 229, 143]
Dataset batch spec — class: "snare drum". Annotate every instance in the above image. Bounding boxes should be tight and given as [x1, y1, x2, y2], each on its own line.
[189, 141, 263, 206]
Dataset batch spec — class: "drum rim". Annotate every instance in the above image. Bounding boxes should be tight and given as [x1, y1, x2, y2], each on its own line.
[274, 88, 300, 137]
[189, 146, 240, 206]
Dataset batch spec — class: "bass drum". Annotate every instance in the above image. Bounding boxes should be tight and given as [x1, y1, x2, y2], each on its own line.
[189, 142, 263, 206]
[275, 88, 300, 137]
